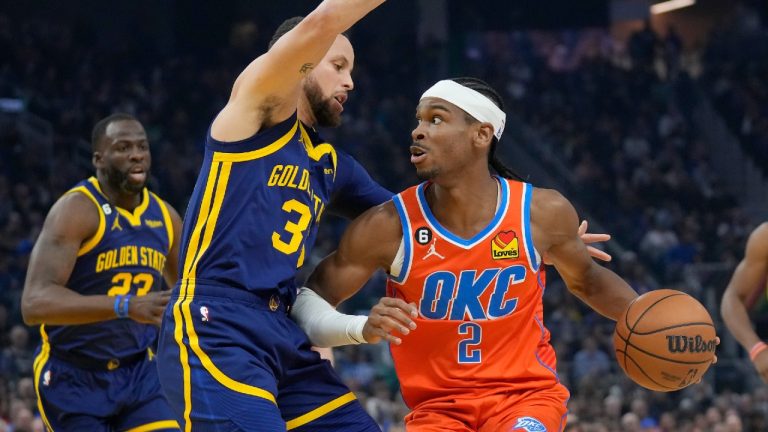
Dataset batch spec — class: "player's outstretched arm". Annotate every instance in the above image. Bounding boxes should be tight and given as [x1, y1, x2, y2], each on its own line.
[291, 201, 415, 346]
[721, 223, 768, 383]
[532, 188, 638, 321]
[211, 0, 386, 141]
[22, 193, 120, 325]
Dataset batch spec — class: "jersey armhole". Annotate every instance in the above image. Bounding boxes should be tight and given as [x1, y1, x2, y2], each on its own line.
[389, 195, 412, 284]
[64, 187, 106, 256]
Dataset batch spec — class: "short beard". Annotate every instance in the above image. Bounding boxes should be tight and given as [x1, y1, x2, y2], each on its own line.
[304, 77, 341, 128]
[106, 165, 147, 195]
[416, 168, 438, 181]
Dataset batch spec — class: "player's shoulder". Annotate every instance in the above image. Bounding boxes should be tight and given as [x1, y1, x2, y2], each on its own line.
[530, 187, 573, 215]
[751, 222, 768, 240]
[356, 200, 399, 229]
[345, 200, 400, 246]
[41, 186, 102, 238]
[745, 222, 768, 256]
[56, 186, 101, 215]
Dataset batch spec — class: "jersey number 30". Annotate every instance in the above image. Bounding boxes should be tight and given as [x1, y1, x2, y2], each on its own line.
[458, 322, 482, 364]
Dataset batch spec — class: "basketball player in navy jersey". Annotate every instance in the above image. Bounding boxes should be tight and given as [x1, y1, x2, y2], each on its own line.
[154, 1, 391, 431]
[21, 113, 182, 431]
[154, 2, 611, 430]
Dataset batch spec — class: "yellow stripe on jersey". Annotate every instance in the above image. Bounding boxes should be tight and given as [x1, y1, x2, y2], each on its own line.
[89, 177, 150, 226]
[212, 119, 299, 163]
[180, 162, 276, 402]
[151, 192, 174, 252]
[174, 159, 223, 431]
[172, 279, 193, 432]
[285, 392, 357, 430]
[124, 420, 181, 432]
[64, 186, 106, 257]
[33, 325, 54, 431]
[298, 123, 337, 180]
[174, 161, 275, 431]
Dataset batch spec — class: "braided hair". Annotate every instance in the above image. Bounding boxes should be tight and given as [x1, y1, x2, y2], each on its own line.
[449, 77, 524, 181]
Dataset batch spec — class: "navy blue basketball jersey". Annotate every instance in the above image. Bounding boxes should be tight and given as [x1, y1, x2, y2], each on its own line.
[43, 177, 174, 361]
[179, 113, 391, 302]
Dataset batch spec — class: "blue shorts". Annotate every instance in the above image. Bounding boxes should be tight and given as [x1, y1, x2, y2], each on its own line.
[33, 347, 179, 431]
[156, 283, 379, 431]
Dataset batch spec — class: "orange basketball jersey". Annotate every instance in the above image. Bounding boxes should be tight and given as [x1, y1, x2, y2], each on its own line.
[387, 177, 569, 410]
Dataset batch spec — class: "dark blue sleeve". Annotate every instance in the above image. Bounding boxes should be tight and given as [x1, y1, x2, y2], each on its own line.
[329, 150, 394, 220]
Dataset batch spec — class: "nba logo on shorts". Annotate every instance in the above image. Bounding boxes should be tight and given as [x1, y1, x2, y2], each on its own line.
[512, 416, 546, 432]
[200, 306, 209, 322]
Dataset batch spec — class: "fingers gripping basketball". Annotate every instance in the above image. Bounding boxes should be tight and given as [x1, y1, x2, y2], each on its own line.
[613, 289, 717, 392]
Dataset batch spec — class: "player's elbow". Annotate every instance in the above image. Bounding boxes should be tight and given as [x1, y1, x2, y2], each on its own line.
[305, 5, 347, 35]
[719, 289, 737, 321]
[21, 289, 45, 325]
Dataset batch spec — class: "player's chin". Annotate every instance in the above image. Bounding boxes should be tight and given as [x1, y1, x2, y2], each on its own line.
[415, 167, 438, 181]
[122, 179, 146, 194]
[317, 112, 342, 128]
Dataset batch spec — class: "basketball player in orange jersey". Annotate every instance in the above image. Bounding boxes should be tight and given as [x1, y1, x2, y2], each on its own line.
[291, 77, 640, 431]
[721, 223, 768, 383]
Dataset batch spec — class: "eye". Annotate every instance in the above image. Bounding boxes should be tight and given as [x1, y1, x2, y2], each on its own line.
[334, 63, 343, 71]
[431, 116, 443, 125]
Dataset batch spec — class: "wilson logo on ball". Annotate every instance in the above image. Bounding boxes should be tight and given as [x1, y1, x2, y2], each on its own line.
[491, 230, 519, 260]
[666, 335, 717, 354]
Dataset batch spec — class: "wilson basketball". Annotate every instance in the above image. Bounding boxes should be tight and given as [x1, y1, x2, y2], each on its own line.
[613, 289, 717, 392]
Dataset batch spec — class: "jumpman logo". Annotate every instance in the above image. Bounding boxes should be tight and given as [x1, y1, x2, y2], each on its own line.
[422, 239, 445, 260]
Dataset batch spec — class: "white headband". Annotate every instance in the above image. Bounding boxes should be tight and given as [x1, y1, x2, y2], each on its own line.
[420, 80, 506, 140]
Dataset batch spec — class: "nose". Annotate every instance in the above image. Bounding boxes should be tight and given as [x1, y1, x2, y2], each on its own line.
[411, 124, 426, 142]
[342, 71, 353, 91]
[129, 146, 146, 162]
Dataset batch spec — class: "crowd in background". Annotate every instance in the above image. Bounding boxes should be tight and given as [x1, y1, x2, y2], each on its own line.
[1, 2, 767, 431]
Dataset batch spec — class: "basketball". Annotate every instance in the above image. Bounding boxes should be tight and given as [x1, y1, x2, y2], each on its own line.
[613, 289, 717, 392]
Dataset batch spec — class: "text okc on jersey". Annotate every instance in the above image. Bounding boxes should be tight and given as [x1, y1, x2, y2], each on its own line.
[419, 266, 527, 320]
[512, 416, 546, 432]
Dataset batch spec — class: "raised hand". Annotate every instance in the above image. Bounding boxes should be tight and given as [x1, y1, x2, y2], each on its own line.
[363, 297, 418, 345]
[543, 219, 612, 265]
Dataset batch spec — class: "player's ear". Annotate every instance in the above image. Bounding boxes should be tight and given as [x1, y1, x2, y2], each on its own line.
[92, 151, 103, 169]
[473, 123, 494, 149]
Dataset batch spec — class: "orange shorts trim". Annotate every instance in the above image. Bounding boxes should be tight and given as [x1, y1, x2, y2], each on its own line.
[405, 390, 567, 432]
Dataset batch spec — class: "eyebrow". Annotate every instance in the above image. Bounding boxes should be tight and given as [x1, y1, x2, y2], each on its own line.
[330, 55, 350, 67]
[416, 103, 452, 115]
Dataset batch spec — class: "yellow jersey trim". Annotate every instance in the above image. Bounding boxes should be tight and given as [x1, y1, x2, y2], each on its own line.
[124, 420, 180, 432]
[298, 123, 337, 180]
[212, 120, 299, 163]
[285, 392, 357, 430]
[179, 162, 276, 402]
[65, 186, 106, 257]
[173, 158, 224, 431]
[89, 177, 150, 226]
[151, 192, 174, 253]
[33, 325, 54, 431]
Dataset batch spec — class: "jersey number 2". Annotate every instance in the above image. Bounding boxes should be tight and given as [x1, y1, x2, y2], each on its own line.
[458, 322, 482, 364]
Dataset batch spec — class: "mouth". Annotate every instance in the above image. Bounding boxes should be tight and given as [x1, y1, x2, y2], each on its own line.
[127, 166, 147, 183]
[332, 94, 347, 112]
[410, 145, 427, 164]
